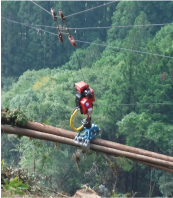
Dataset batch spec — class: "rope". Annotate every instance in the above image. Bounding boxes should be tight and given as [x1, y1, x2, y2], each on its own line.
[75, 40, 173, 59]
[2, 17, 173, 60]
[29, 0, 53, 16]
[1, 16, 56, 29]
[67, 23, 173, 30]
[62, 43, 76, 84]
[74, 48, 85, 82]
[95, 103, 173, 106]
[2, 17, 172, 31]
[65, 1, 118, 18]
[2, 17, 58, 36]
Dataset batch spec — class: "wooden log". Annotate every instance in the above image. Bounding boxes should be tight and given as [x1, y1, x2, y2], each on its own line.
[2, 125, 173, 173]
[21, 121, 173, 163]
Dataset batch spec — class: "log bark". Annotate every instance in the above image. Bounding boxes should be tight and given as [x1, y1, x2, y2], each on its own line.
[112, 156, 173, 173]
[132, 159, 173, 173]
[2, 125, 173, 173]
[21, 121, 173, 163]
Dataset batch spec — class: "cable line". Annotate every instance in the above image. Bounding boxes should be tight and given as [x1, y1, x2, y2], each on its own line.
[75, 39, 173, 59]
[67, 23, 173, 30]
[29, 0, 60, 20]
[74, 48, 85, 82]
[95, 103, 173, 106]
[2, 17, 173, 60]
[62, 43, 76, 84]
[65, 0, 118, 18]
[29, 0, 54, 16]
[2, 17, 58, 36]
[1, 17, 56, 29]
[2, 16, 172, 31]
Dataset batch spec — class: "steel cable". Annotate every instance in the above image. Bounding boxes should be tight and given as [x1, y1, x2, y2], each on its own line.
[65, 1, 118, 18]
[95, 103, 173, 106]
[2, 17, 173, 60]
[75, 39, 173, 59]
[67, 23, 173, 30]
[74, 48, 85, 82]
[2, 16, 172, 30]
[29, 0, 53, 16]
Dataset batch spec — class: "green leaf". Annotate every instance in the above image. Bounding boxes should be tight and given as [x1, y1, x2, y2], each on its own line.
[16, 191, 25, 196]
[1, 159, 4, 168]
[3, 185, 9, 190]
[9, 177, 18, 187]
[17, 184, 28, 190]
[4, 179, 9, 186]
[16, 180, 22, 187]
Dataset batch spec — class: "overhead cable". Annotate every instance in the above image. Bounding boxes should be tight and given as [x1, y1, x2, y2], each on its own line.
[75, 39, 173, 59]
[2, 17, 173, 60]
[2, 17, 56, 29]
[2, 16, 172, 31]
[65, 1, 118, 18]
[67, 23, 173, 30]
[2, 17, 58, 36]
[29, 0, 60, 18]
[74, 48, 85, 82]
[95, 103, 173, 106]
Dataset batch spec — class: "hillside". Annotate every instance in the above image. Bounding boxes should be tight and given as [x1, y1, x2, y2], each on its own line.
[1, 1, 173, 196]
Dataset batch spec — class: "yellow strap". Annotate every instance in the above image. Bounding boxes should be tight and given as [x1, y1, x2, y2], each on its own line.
[70, 109, 84, 132]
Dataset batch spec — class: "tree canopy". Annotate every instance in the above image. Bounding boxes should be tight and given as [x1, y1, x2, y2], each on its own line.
[1, 1, 173, 197]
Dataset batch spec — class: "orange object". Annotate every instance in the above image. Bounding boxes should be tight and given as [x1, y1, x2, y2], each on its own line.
[68, 35, 77, 47]
[58, 32, 63, 42]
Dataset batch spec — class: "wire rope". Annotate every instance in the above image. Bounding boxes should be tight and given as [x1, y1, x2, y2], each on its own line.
[2, 17, 173, 60]
[95, 103, 173, 106]
[1, 16, 56, 29]
[67, 23, 173, 30]
[74, 48, 85, 82]
[2, 17, 58, 36]
[2, 16, 173, 30]
[29, 0, 53, 16]
[75, 39, 173, 59]
[65, 1, 118, 18]
[62, 43, 76, 85]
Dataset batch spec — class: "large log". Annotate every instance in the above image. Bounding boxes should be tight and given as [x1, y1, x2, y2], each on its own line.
[22, 121, 173, 163]
[2, 125, 173, 173]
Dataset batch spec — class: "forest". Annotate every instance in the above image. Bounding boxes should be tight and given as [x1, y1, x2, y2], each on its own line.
[1, 1, 173, 197]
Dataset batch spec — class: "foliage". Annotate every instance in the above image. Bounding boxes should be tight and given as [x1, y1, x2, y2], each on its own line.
[1, 1, 173, 197]
[3, 177, 28, 196]
[115, 157, 133, 172]
[1, 159, 5, 173]
[158, 172, 173, 197]
[1, 107, 28, 126]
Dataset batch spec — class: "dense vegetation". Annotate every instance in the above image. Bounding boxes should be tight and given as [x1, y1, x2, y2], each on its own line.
[1, 1, 173, 197]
